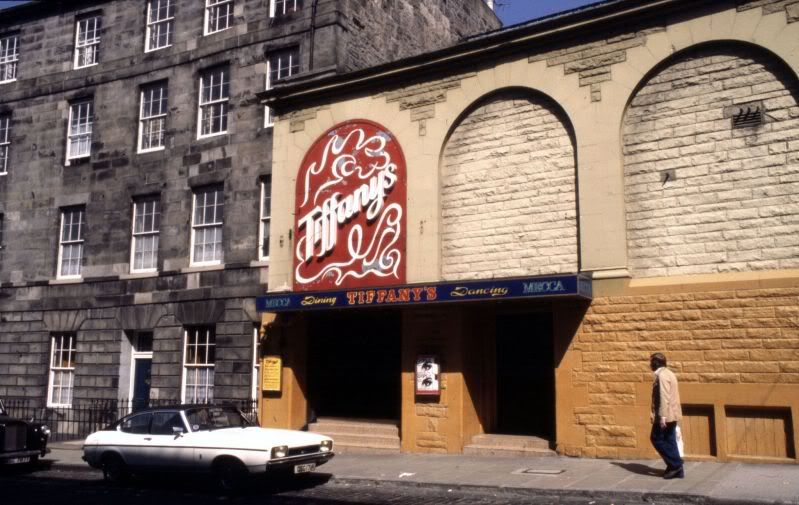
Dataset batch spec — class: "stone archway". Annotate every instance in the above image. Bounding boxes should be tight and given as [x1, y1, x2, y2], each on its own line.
[440, 89, 579, 281]
[622, 43, 799, 278]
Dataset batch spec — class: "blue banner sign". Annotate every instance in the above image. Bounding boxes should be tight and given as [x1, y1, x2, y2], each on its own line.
[256, 274, 592, 312]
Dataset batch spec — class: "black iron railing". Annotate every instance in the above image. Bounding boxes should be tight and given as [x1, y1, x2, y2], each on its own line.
[3, 398, 259, 442]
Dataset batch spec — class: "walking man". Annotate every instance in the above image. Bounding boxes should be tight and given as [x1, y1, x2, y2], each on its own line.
[650, 352, 684, 479]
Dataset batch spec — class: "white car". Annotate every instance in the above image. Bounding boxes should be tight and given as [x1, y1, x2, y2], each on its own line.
[82, 404, 334, 490]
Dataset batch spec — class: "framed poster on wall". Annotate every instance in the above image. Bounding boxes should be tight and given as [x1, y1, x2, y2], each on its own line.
[262, 356, 282, 392]
[415, 355, 440, 396]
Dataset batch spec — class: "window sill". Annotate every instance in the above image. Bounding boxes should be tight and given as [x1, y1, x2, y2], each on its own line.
[0, 78, 17, 84]
[121, 271, 158, 279]
[73, 62, 99, 71]
[250, 259, 270, 267]
[50, 277, 83, 285]
[144, 44, 172, 53]
[183, 264, 224, 273]
[203, 27, 232, 36]
[197, 131, 228, 141]
[65, 156, 90, 167]
[137, 147, 166, 155]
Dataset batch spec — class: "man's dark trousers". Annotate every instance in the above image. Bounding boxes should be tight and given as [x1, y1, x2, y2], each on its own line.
[650, 421, 683, 470]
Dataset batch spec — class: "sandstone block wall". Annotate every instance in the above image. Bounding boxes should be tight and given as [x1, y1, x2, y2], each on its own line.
[441, 91, 578, 280]
[564, 284, 799, 459]
[340, 0, 499, 73]
[623, 44, 799, 278]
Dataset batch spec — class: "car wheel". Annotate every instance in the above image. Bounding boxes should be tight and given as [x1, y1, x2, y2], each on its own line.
[101, 454, 128, 484]
[214, 458, 247, 493]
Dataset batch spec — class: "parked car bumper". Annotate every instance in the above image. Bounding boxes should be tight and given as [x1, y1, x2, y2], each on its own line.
[265, 451, 334, 472]
[0, 448, 47, 465]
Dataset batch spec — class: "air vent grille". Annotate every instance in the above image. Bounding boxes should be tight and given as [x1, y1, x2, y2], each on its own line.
[726, 101, 765, 129]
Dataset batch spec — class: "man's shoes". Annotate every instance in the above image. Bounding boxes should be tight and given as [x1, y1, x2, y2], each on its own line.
[663, 466, 684, 479]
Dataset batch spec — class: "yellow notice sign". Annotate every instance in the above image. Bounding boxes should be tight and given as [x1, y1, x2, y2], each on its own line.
[262, 355, 282, 392]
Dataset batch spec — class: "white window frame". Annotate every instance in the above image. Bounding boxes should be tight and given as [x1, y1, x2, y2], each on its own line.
[0, 114, 9, 175]
[251, 326, 260, 402]
[48, 333, 77, 408]
[190, 186, 224, 266]
[74, 15, 101, 69]
[197, 67, 230, 139]
[130, 196, 160, 273]
[145, 0, 175, 52]
[0, 34, 19, 83]
[258, 177, 271, 261]
[57, 207, 85, 279]
[66, 100, 93, 163]
[137, 82, 168, 153]
[269, 0, 301, 18]
[204, 0, 233, 36]
[181, 326, 215, 404]
[264, 48, 299, 127]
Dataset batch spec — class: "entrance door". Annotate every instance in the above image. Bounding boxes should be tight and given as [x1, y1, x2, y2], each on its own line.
[129, 331, 154, 412]
[495, 313, 554, 438]
[308, 311, 401, 420]
[132, 358, 152, 412]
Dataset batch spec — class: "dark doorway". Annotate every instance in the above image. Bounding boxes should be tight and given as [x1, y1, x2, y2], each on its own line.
[308, 310, 401, 420]
[495, 312, 554, 438]
[132, 358, 152, 412]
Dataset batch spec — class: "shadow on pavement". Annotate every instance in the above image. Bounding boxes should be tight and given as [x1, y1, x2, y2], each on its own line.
[113, 470, 333, 496]
[610, 462, 663, 477]
[3, 461, 334, 501]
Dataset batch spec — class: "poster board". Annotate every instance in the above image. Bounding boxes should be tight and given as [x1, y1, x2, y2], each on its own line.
[262, 355, 282, 392]
[415, 355, 440, 396]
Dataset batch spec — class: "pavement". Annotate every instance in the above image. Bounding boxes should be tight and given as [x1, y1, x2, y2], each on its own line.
[45, 440, 799, 504]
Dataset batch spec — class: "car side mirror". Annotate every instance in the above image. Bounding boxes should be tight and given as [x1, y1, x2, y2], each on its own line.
[173, 426, 185, 437]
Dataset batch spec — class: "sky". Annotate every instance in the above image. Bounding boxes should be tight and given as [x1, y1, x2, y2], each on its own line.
[0, 0, 606, 25]
[493, 0, 606, 26]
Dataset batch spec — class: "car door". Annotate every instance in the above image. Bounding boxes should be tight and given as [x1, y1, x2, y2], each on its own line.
[116, 412, 152, 467]
[148, 411, 194, 469]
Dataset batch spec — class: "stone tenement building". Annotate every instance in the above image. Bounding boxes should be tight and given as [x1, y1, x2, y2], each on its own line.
[258, 0, 799, 462]
[0, 0, 498, 411]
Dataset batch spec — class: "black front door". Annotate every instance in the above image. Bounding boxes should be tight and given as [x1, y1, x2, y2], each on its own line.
[132, 358, 152, 412]
[495, 313, 554, 438]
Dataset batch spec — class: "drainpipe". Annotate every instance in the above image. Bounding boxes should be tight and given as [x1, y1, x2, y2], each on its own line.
[309, 0, 320, 71]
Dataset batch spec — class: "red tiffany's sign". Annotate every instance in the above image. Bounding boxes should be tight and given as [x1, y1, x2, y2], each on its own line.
[294, 120, 407, 291]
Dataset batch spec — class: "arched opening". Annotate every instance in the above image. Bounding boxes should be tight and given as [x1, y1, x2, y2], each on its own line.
[622, 42, 799, 278]
[440, 89, 578, 442]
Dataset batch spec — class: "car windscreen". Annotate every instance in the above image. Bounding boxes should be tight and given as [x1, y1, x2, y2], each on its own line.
[184, 407, 250, 431]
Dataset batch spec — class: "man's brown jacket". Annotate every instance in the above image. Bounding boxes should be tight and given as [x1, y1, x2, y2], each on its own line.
[652, 367, 682, 423]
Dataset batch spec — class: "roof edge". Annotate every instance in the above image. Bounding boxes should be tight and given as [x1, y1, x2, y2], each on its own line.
[259, 0, 712, 110]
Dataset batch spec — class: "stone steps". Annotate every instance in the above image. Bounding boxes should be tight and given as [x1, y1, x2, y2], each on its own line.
[308, 417, 401, 454]
[464, 434, 556, 457]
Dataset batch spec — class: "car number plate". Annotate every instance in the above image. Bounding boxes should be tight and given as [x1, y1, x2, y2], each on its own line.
[8, 457, 31, 464]
[294, 463, 315, 474]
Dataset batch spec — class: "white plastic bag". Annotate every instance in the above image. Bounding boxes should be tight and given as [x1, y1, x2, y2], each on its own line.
[675, 424, 684, 457]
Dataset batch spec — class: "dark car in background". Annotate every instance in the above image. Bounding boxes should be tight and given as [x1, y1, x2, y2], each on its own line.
[0, 399, 50, 466]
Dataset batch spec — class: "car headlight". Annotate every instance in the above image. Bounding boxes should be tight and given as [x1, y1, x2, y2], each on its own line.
[271, 445, 288, 459]
[320, 440, 332, 453]
[41, 425, 51, 437]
